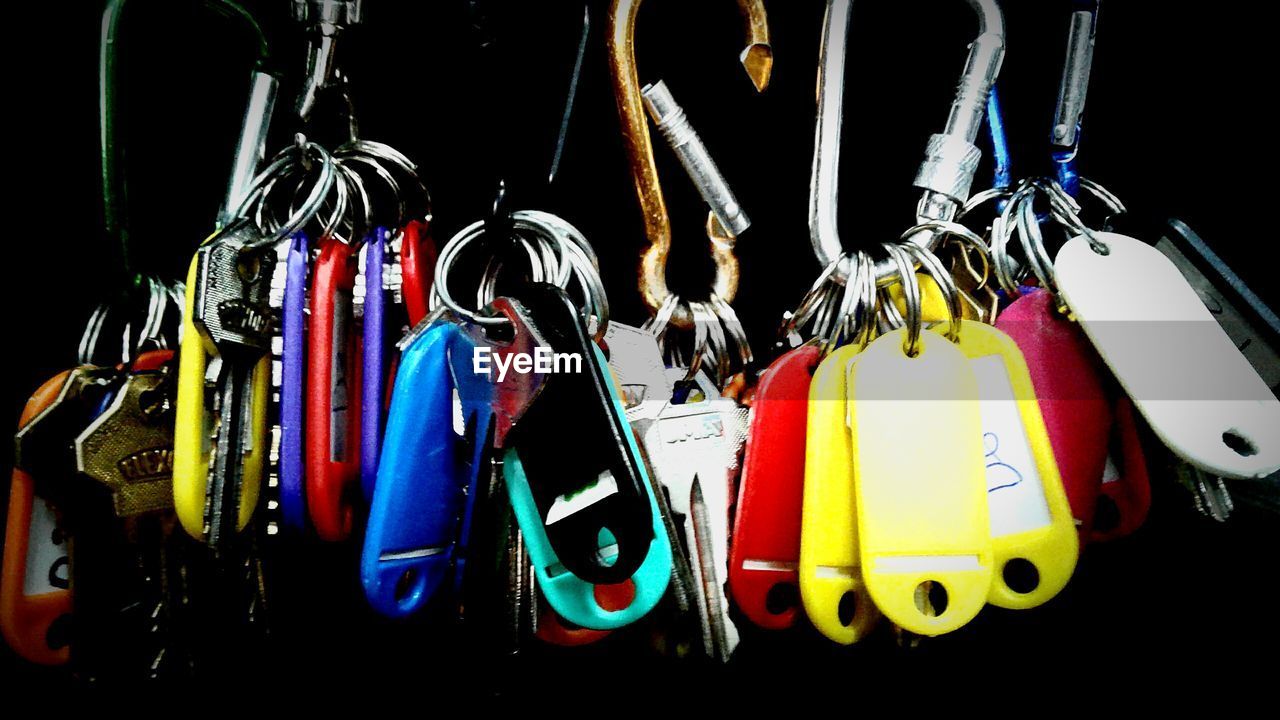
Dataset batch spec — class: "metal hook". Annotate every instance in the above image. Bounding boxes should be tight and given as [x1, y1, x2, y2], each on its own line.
[809, 0, 1006, 288]
[293, 0, 362, 122]
[1051, 1, 1101, 198]
[101, 0, 279, 282]
[608, 0, 772, 330]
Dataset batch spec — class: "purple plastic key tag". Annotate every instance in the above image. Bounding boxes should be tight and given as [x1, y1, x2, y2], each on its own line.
[280, 233, 309, 533]
[361, 228, 389, 502]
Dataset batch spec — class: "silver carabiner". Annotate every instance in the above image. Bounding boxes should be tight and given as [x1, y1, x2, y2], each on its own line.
[809, 0, 1006, 286]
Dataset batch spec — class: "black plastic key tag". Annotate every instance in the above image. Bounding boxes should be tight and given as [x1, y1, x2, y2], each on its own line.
[467, 284, 655, 585]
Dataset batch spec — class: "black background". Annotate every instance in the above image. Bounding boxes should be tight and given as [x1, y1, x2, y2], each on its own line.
[4, 0, 1279, 700]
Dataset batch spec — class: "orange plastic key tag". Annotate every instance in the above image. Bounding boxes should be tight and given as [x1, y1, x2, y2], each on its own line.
[951, 320, 1078, 609]
[798, 344, 880, 644]
[1, 371, 74, 665]
[850, 328, 991, 636]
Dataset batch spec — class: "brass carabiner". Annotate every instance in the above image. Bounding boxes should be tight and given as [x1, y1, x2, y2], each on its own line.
[608, 0, 771, 329]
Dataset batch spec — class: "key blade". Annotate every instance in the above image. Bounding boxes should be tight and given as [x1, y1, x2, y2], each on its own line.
[630, 417, 694, 614]
[691, 476, 732, 662]
[205, 363, 252, 549]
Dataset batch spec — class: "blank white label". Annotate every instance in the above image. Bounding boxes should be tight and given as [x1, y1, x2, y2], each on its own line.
[1056, 232, 1280, 479]
[973, 355, 1053, 537]
[546, 471, 619, 525]
[24, 497, 67, 597]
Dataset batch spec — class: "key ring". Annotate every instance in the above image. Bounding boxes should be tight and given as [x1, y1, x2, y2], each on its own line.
[231, 139, 337, 250]
[827, 251, 876, 355]
[467, 215, 604, 330]
[336, 152, 403, 231]
[434, 211, 610, 339]
[903, 242, 964, 345]
[881, 243, 923, 357]
[338, 140, 433, 228]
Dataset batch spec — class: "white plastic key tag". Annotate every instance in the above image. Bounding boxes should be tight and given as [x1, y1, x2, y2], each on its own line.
[850, 328, 992, 636]
[950, 321, 1079, 610]
[1056, 232, 1280, 479]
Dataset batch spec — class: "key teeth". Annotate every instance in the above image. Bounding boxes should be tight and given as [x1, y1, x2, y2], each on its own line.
[268, 245, 290, 310]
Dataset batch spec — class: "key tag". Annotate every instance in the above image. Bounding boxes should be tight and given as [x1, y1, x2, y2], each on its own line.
[536, 582, 636, 647]
[173, 229, 271, 542]
[1090, 396, 1151, 542]
[1, 372, 74, 666]
[914, 244, 1078, 609]
[480, 287, 671, 631]
[361, 313, 493, 617]
[848, 244, 993, 636]
[799, 341, 881, 644]
[306, 236, 364, 541]
[731, 344, 821, 630]
[399, 217, 437, 327]
[988, 182, 1123, 541]
[790, 251, 882, 643]
[278, 233, 310, 533]
[360, 227, 389, 502]
[996, 287, 1112, 540]
[1056, 231, 1280, 479]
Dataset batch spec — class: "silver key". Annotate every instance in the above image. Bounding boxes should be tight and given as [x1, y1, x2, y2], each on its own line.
[192, 223, 277, 549]
[1174, 462, 1234, 522]
[634, 370, 745, 662]
[605, 322, 697, 616]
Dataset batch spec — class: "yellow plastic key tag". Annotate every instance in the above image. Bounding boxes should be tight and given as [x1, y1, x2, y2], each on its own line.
[798, 344, 880, 645]
[950, 320, 1078, 609]
[850, 328, 991, 636]
[173, 255, 269, 540]
[1056, 232, 1280, 479]
[889, 274, 982, 322]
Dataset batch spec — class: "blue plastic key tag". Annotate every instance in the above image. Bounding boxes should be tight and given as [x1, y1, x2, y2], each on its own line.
[360, 315, 493, 618]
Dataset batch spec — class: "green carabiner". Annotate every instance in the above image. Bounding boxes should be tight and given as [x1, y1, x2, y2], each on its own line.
[99, 0, 276, 289]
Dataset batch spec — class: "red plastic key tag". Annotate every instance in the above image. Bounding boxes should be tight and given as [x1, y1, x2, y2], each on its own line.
[2, 371, 74, 666]
[996, 288, 1113, 539]
[1090, 396, 1151, 542]
[307, 237, 364, 541]
[399, 218, 437, 326]
[536, 582, 636, 647]
[730, 344, 821, 630]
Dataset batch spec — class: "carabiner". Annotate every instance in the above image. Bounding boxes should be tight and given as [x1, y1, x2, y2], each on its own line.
[809, 0, 1005, 287]
[293, 0, 363, 123]
[608, 0, 772, 330]
[92, 0, 277, 369]
[1051, 1, 1102, 198]
[101, 0, 278, 274]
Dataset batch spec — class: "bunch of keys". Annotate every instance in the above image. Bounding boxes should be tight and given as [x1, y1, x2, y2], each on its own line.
[9, 345, 191, 681]
[261, 0, 438, 543]
[606, 0, 770, 661]
[2, 310, 179, 669]
[738, 0, 1023, 641]
[0, 0, 280, 677]
[363, 205, 673, 653]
